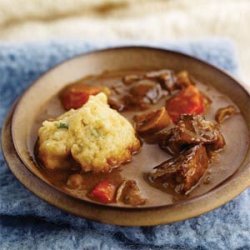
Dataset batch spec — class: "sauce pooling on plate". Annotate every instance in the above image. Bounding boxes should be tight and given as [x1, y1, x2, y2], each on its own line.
[34, 69, 248, 207]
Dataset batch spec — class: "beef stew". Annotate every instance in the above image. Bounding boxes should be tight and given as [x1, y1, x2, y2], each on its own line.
[34, 69, 248, 207]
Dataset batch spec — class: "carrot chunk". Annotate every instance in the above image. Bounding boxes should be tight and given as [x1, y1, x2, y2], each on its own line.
[59, 83, 108, 110]
[90, 180, 116, 203]
[60, 91, 89, 110]
[166, 85, 204, 123]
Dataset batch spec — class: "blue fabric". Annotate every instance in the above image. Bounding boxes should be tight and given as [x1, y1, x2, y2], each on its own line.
[0, 40, 249, 250]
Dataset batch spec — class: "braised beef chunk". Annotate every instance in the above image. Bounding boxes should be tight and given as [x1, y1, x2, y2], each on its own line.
[108, 96, 125, 111]
[111, 70, 196, 112]
[149, 144, 208, 194]
[111, 75, 167, 111]
[116, 180, 146, 206]
[215, 105, 237, 124]
[145, 70, 177, 92]
[159, 114, 225, 155]
[145, 70, 195, 92]
[149, 114, 225, 195]
[129, 79, 163, 104]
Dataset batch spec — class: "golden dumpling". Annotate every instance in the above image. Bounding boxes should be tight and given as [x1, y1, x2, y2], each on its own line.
[38, 93, 141, 172]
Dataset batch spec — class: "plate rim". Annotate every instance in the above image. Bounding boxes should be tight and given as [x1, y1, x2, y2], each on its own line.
[2, 46, 250, 225]
[2, 110, 250, 226]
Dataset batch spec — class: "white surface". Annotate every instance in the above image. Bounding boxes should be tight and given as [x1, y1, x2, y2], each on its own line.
[0, 0, 249, 83]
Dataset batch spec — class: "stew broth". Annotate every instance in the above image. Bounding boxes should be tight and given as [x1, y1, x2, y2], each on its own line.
[32, 69, 249, 207]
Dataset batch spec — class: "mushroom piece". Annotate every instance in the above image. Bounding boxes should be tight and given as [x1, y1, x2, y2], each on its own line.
[215, 105, 237, 124]
[116, 180, 146, 206]
[175, 71, 194, 89]
[134, 107, 172, 136]
[123, 74, 142, 85]
[66, 174, 84, 189]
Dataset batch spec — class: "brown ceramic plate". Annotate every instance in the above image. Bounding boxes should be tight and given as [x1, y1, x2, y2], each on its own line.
[2, 46, 250, 225]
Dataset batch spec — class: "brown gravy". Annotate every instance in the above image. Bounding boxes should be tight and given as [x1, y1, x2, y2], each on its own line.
[32, 69, 249, 208]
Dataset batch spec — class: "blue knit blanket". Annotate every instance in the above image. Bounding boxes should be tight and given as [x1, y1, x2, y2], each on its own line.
[0, 40, 249, 250]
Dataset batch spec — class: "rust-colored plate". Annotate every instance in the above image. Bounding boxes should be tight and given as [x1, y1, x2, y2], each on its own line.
[2, 47, 250, 225]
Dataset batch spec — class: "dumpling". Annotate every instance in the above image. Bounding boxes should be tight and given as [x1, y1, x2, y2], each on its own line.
[38, 93, 141, 172]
